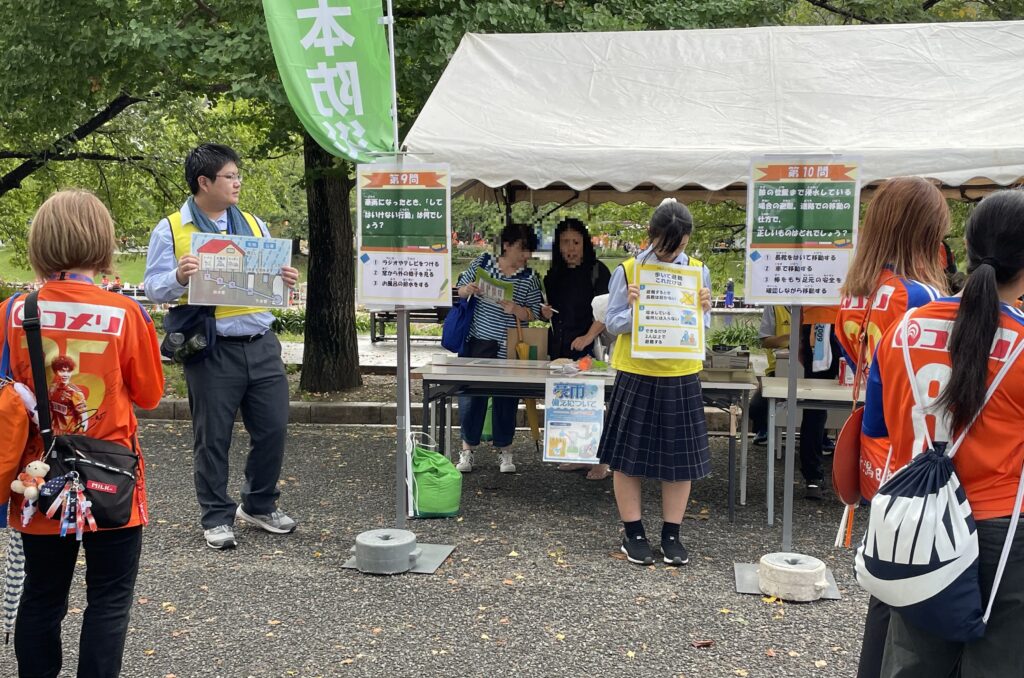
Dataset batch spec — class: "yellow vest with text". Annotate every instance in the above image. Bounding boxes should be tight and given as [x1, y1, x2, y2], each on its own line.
[611, 256, 705, 378]
[168, 210, 265, 319]
[764, 305, 791, 376]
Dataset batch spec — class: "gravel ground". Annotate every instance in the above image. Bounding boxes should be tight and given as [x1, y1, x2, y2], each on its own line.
[1, 423, 868, 678]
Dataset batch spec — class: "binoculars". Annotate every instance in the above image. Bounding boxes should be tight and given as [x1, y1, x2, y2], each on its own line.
[163, 332, 208, 364]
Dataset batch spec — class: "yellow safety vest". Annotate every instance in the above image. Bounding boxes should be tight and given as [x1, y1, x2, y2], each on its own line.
[611, 255, 705, 378]
[764, 306, 791, 376]
[168, 210, 265, 320]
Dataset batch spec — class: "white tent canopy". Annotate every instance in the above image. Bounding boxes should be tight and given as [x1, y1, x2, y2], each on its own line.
[404, 21, 1024, 204]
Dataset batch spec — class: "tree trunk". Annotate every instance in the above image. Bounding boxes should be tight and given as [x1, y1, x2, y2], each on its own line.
[299, 131, 362, 391]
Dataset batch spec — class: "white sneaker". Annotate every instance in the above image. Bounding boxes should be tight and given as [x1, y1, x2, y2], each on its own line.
[499, 450, 516, 473]
[456, 448, 474, 472]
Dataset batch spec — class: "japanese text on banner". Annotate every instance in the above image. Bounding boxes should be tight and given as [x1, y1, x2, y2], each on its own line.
[744, 159, 861, 305]
[263, 0, 394, 161]
[356, 163, 453, 308]
[543, 379, 606, 465]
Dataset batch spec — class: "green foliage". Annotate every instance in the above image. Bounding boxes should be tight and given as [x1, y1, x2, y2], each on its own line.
[0, 281, 20, 302]
[149, 309, 166, 332]
[707, 319, 761, 349]
[271, 308, 306, 334]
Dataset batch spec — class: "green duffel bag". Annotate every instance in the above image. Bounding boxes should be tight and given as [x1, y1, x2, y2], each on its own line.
[412, 444, 462, 518]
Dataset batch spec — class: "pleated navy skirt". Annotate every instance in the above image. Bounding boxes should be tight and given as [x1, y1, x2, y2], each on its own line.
[598, 371, 711, 482]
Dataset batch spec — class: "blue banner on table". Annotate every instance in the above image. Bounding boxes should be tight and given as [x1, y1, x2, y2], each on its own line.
[543, 378, 605, 465]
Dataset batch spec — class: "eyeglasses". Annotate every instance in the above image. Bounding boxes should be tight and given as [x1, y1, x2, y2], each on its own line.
[214, 172, 243, 182]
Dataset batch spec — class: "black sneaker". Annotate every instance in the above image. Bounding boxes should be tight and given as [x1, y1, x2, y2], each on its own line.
[752, 432, 768, 446]
[620, 535, 655, 565]
[660, 535, 689, 566]
[805, 483, 823, 501]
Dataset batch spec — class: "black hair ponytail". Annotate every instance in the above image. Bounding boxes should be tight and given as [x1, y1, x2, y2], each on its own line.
[648, 200, 693, 256]
[936, 190, 1024, 434]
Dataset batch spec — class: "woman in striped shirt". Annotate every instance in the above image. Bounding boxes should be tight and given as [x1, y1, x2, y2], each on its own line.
[455, 223, 544, 474]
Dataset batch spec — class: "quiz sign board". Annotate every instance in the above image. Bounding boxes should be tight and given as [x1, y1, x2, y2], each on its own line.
[744, 157, 861, 305]
[356, 162, 452, 309]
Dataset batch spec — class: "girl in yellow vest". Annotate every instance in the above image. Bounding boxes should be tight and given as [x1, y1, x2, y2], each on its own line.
[598, 199, 712, 566]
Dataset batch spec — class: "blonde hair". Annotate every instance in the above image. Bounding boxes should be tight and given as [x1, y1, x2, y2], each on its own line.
[841, 176, 949, 298]
[28, 190, 116, 279]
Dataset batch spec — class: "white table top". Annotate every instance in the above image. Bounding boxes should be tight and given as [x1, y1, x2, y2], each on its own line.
[413, 357, 756, 391]
[761, 376, 858, 403]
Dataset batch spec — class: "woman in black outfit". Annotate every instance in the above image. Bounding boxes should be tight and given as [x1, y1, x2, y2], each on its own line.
[541, 218, 612, 479]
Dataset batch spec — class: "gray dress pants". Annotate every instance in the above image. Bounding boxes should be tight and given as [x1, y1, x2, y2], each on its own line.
[184, 332, 289, 529]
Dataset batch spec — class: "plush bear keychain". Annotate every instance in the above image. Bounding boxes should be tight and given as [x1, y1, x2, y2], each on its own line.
[10, 460, 49, 501]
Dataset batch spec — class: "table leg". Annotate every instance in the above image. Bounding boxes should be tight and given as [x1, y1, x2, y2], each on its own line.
[767, 397, 776, 526]
[421, 382, 431, 436]
[429, 396, 439, 443]
[739, 391, 750, 506]
[728, 427, 736, 523]
[442, 396, 451, 458]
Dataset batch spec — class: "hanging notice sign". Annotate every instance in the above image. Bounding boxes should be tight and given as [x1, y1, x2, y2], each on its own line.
[543, 378, 605, 465]
[744, 157, 861, 305]
[630, 261, 705, 360]
[356, 163, 452, 309]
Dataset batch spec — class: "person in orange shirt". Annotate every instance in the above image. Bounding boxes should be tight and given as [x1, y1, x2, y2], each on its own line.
[838, 177, 950, 500]
[2, 190, 163, 677]
[835, 177, 951, 678]
[863, 190, 1024, 676]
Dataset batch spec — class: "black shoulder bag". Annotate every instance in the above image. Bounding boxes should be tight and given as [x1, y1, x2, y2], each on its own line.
[23, 291, 139, 531]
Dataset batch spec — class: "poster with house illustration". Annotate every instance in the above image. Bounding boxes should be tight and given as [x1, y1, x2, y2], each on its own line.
[188, 233, 292, 309]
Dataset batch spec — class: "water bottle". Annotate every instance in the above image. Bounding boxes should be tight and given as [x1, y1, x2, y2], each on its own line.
[725, 278, 735, 309]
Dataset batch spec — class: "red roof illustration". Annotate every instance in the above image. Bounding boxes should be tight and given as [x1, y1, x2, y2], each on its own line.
[196, 239, 243, 255]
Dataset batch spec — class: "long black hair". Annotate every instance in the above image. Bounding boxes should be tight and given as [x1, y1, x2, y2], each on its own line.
[549, 217, 597, 274]
[648, 200, 693, 256]
[936, 190, 1024, 434]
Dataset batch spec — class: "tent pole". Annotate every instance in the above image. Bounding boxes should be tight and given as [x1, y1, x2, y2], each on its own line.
[504, 185, 516, 227]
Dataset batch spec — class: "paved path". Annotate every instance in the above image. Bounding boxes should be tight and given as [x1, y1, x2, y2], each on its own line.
[280, 338, 441, 368]
[1, 423, 867, 677]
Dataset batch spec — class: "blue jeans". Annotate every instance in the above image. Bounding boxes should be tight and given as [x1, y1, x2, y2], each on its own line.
[459, 337, 516, 448]
[459, 395, 517, 448]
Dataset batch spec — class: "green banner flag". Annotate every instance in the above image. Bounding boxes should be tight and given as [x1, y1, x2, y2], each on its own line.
[263, 0, 395, 161]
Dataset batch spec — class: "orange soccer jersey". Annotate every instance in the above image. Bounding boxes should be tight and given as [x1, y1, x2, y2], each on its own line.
[2, 281, 164, 535]
[864, 300, 1024, 520]
[837, 270, 943, 368]
[838, 271, 942, 499]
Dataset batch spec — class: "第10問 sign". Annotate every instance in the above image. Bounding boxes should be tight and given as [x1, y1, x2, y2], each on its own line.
[744, 157, 861, 305]
[356, 162, 453, 309]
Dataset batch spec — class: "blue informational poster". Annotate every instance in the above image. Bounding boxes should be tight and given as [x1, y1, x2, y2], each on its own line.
[543, 378, 605, 465]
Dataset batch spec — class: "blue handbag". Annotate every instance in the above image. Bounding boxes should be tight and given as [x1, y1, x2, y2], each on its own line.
[442, 253, 492, 356]
[441, 295, 477, 356]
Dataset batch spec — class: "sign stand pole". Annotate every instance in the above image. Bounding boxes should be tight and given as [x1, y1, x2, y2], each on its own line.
[781, 306, 801, 552]
[343, 0, 454, 575]
[734, 155, 859, 599]
[395, 307, 410, 529]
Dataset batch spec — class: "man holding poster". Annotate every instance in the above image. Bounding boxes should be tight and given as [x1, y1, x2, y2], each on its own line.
[145, 144, 300, 550]
[597, 200, 713, 567]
